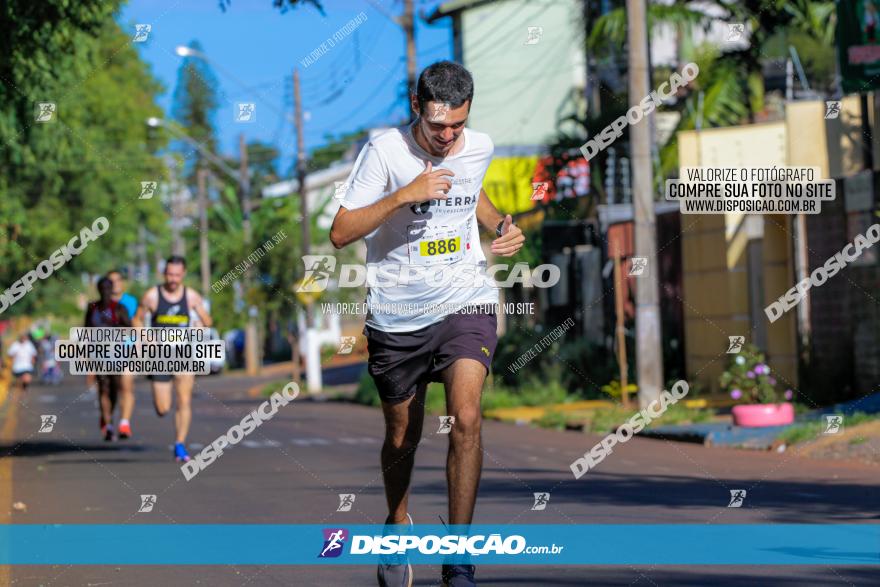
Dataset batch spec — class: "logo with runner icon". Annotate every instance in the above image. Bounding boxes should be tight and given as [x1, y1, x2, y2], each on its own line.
[727, 336, 745, 354]
[531, 492, 550, 511]
[337, 336, 356, 355]
[133, 24, 151, 42]
[38, 415, 57, 433]
[437, 416, 455, 434]
[140, 181, 158, 199]
[727, 489, 747, 508]
[318, 528, 349, 558]
[337, 494, 356, 512]
[823, 414, 844, 434]
[297, 256, 337, 293]
[138, 494, 157, 513]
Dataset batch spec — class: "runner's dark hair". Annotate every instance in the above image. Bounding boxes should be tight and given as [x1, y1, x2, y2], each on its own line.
[96, 276, 113, 298]
[166, 255, 186, 269]
[416, 61, 473, 114]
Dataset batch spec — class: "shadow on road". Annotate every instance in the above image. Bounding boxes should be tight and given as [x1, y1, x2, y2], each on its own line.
[0, 440, 148, 458]
[417, 469, 880, 522]
[468, 567, 880, 586]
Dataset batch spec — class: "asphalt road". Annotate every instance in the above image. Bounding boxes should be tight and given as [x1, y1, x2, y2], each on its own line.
[1, 374, 878, 586]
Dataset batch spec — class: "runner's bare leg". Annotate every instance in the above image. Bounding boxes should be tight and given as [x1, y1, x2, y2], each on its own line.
[119, 373, 135, 421]
[98, 377, 114, 427]
[380, 382, 427, 524]
[443, 358, 486, 525]
[173, 374, 194, 444]
[152, 381, 173, 416]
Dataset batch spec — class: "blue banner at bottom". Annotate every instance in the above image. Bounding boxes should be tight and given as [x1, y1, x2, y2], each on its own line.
[0, 524, 878, 565]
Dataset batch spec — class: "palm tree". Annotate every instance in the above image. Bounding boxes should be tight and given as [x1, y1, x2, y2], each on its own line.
[587, 0, 836, 180]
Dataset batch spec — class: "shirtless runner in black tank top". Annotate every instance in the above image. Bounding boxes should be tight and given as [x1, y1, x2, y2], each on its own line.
[132, 255, 213, 463]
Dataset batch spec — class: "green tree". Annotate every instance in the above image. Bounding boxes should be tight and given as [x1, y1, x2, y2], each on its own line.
[307, 129, 368, 173]
[219, 0, 324, 14]
[0, 1, 166, 317]
[587, 0, 836, 182]
[171, 40, 220, 178]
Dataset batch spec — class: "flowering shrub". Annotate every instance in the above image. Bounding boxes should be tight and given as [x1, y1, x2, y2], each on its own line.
[719, 344, 793, 404]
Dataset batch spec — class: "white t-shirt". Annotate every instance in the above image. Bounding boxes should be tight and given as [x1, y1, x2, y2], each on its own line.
[340, 124, 499, 332]
[8, 340, 37, 372]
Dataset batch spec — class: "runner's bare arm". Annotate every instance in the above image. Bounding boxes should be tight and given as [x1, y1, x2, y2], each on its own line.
[477, 188, 525, 257]
[330, 162, 453, 249]
[476, 187, 504, 230]
[189, 290, 213, 328]
[132, 289, 156, 327]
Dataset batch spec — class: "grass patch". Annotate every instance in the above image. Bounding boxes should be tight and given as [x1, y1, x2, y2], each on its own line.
[353, 372, 570, 414]
[776, 412, 877, 446]
[535, 402, 714, 433]
[260, 379, 293, 398]
[482, 380, 569, 411]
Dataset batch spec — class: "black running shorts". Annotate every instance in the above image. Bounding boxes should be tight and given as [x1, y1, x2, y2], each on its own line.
[364, 307, 498, 405]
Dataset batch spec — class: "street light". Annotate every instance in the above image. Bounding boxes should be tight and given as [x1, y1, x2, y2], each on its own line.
[172, 45, 286, 118]
[175, 45, 196, 58]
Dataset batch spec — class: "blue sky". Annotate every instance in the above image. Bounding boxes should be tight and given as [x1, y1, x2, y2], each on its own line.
[121, 0, 452, 173]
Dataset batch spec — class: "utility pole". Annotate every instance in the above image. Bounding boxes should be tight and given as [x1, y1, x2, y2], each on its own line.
[166, 157, 185, 257]
[294, 67, 321, 393]
[240, 133, 260, 375]
[612, 245, 631, 409]
[403, 0, 417, 120]
[137, 224, 149, 285]
[293, 69, 313, 331]
[197, 167, 211, 299]
[627, 0, 663, 408]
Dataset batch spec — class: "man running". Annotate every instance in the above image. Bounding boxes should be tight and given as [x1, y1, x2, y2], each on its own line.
[133, 256, 212, 463]
[39, 333, 62, 385]
[85, 276, 131, 440]
[330, 61, 524, 587]
[107, 270, 139, 439]
[7, 333, 38, 393]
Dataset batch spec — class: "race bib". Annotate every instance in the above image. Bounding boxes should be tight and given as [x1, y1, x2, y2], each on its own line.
[407, 221, 470, 266]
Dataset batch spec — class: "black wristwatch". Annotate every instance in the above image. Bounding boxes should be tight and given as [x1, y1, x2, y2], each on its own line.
[495, 219, 505, 237]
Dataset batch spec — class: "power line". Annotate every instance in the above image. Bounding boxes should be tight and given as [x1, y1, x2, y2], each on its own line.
[306, 59, 405, 137]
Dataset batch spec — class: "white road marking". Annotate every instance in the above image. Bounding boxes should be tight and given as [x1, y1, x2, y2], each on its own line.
[291, 438, 331, 446]
[339, 437, 378, 444]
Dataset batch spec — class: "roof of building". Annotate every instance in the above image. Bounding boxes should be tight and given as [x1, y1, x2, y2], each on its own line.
[425, 0, 498, 23]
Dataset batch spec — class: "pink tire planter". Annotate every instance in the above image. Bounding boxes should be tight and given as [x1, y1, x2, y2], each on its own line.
[731, 403, 794, 427]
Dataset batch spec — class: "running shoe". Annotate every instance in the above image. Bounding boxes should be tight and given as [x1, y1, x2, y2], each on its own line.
[118, 420, 131, 439]
[102, 425, 114, 442]
[377, 513, 413, 587]
[174, 442, 190, 462]
[441, 564, 476, 587]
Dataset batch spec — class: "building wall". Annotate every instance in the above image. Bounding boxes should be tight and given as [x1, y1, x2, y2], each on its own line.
[677, 97, 880, 398]
[677, 123, 797, 393]
[805, 176, 880, 401]
[459, 0, 585, 148]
